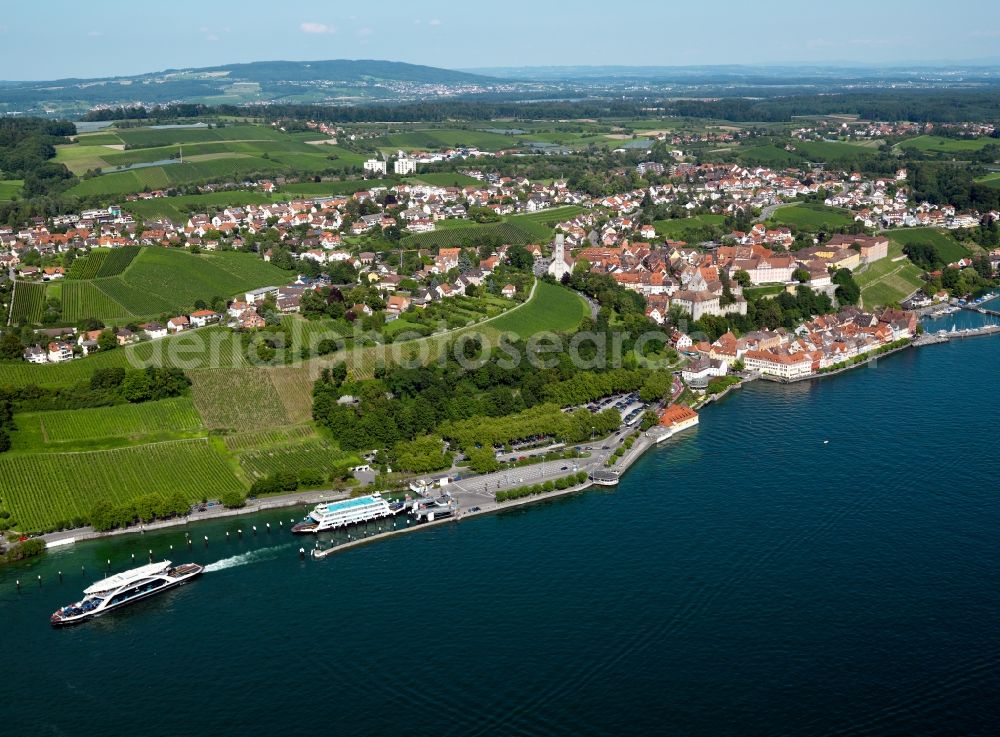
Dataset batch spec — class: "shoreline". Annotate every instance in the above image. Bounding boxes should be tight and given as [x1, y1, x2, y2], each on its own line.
[30, 325, 998, 554]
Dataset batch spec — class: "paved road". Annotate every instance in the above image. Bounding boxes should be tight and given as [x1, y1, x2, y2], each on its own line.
[754, 203, 783, 223]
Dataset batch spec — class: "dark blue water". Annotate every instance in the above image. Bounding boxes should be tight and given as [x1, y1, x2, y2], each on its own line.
[3, 332, 1000, 736]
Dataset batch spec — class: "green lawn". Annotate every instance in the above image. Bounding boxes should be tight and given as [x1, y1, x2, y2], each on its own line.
[653, 214, 726, 241]
[856, 257, 926, 308]
[768, 203, 854, 231]
[490, 281, 588, 337]
[745, 284, 786, 300]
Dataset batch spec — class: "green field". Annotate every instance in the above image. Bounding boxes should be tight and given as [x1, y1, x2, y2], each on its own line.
[61, 124, 368, 198]
[11, 397, 204, 450]
[507, 206, 586, 239]
[653, 214, 726, 241]
[898, 135, 999, 154]
[0, 439, 244, 531]
[0, 325, 249, 389]
[37, 247, 290, 324]
[856, 257, 926, 308]
[489, 281, 588, 337]
[125, 192, 277, 221]
[974, 171, 1000, 189]
[400, 222, 537, 249]
[9, 281, 47, 324]
[737, 139, 874, 166]
[887, 228, 971, 265]
[768, 203, 854, 231]
[0, 179, 23, 200]
[789, 139, 875, 162]
[745, 284, 786, 300]
[372, 128, 526, 152]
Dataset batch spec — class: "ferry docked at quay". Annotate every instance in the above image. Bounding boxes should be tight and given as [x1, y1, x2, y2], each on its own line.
[292, 493, 405, 534]
[51, 561, 203, 627]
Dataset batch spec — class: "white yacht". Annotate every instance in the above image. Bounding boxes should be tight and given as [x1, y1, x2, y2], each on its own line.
[50, 561, 203, 627]
[292, 493, 403, 534]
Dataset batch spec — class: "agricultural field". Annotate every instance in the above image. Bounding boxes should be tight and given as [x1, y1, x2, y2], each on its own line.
[189, 367, 290, 430]
[61, 124, 368, 198]
[61, 281, 135, 322]
[856, 257, 926, 308]
[0, 439, 244, 532]
[237, 439, 359, 480]
[768, 203, 854, 231]
[898, 135, 999, 154]
[400, 222, 536, 249]
[653, 214, 727, 241]
[11, 397, 204, 450]
[32, 247, 291, 324]
[507, 206, 586, 240]
[9, 281, 47, 324]
[125, 192, 277, 222]
[789, 139, 876, 163]
[0, 325, 248, 389]
[371, 128, 525, 152]
[266, 365, 318, 425]
[887, 228, 971, 265]
[222, 424, 317, 452]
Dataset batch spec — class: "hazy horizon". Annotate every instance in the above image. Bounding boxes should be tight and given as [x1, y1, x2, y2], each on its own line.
[1, 0, 997, 80]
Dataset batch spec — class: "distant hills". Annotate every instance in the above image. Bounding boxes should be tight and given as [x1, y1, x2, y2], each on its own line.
[5, 58, 1000, 120]
[0, 59, 500, 117]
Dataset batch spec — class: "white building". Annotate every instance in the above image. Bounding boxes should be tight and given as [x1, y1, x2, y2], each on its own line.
[742, 350, 813, 380]
[394, 157, 418, 176]
[364, 159, 387, 176]
[547, 234, 574, 281]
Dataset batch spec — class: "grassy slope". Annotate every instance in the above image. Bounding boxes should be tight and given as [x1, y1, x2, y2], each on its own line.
[768, 203, 854, 230]
[50, 247, 291, 324]
[856, 257, 926, 308]
[888, 228, 971, 264]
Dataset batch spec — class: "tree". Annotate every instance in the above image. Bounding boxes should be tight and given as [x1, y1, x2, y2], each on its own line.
[0, 330, 24, 360]
[733, 269, 752, 288]
[792, 268, 811, 283]
[832, 268, 861, 306]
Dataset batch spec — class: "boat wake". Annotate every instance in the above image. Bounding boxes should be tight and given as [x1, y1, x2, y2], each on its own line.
[204, 545, 294, 573]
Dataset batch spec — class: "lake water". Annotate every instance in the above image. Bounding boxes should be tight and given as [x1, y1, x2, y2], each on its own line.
[2, 325, 1000, 735]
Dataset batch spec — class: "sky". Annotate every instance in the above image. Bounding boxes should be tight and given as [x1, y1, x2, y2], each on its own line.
[1, 0, 999, 80]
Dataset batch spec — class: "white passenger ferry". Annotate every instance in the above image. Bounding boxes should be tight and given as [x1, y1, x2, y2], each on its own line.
[50, 561, 203, 627]
[292, 493, 403, 534]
